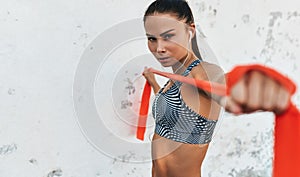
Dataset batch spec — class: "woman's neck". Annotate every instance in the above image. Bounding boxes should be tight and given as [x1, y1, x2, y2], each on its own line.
[172, 52, 197, 74]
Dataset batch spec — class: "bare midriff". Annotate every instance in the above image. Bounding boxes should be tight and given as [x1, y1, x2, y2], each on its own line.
[151, 133, 209, 177]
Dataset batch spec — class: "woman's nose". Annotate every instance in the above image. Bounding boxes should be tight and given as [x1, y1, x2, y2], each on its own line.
[156, 40, 166, 53]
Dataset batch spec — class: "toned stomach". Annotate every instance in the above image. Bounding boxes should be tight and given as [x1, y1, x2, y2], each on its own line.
[151, 133, 209, 177]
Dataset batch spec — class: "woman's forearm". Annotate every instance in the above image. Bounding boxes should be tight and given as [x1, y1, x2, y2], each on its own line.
[150, 81, 161, 94]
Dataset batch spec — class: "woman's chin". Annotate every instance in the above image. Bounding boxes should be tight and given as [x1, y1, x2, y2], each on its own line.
[157, 59, 175, 67]
[160, 62, 173, 67]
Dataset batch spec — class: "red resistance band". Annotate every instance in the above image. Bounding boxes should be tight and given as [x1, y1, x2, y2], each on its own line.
[136, 64, 300, 177]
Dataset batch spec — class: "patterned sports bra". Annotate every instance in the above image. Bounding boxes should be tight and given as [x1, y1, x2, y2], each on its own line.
[152, 59, 217, 144]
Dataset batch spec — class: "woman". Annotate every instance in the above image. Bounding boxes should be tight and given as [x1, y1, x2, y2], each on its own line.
[142, 0, 291, 176]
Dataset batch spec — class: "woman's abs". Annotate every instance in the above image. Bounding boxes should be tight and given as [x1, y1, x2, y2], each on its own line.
[151, 133, 209, 177]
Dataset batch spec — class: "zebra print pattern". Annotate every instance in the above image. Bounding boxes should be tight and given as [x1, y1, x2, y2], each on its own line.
[152, 59, 217, 144]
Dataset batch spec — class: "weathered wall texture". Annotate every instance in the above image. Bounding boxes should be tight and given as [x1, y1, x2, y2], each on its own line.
[0, 0, 299, 177]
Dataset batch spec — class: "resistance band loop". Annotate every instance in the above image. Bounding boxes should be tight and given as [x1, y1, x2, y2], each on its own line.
[136, 64, 300, 177]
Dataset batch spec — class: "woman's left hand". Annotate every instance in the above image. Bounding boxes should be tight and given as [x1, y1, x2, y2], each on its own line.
[221, 71, 291, 115]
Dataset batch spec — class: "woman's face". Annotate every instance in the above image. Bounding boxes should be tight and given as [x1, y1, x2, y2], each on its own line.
[144, 13, 191, 67]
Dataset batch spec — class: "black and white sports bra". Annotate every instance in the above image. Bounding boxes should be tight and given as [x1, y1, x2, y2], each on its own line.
[152, 59, 217, 144]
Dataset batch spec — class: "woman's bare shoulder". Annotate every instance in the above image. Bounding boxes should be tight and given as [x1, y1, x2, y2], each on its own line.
[191, 61, 225, 84]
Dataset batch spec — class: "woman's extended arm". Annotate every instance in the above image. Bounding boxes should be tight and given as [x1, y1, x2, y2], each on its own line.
[192, 62, 291, 114]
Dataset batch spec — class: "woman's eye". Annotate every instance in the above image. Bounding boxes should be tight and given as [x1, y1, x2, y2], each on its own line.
[148, 37, 156, 42]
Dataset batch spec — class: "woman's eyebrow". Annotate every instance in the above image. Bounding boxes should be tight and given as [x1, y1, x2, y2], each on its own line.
[146, 33, 154, 37]
[160, 29, 175, 36]
[146, 29, 175, 37]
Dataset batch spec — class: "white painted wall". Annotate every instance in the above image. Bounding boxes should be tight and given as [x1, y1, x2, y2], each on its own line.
[0, 0, 299, 177]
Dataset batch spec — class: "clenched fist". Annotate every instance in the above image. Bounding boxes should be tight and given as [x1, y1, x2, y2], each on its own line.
[221, 71, 291, 115]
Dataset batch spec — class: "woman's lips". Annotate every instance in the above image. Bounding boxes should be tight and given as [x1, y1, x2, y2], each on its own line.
[158, 57, 171, 62]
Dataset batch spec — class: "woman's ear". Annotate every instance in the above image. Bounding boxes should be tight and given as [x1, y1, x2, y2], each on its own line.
[188, 23, 196, 39]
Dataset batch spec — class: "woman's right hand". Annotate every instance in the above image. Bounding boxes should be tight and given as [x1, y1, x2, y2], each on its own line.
[143, 67, 157, 86]
[143, 67, 161, 94]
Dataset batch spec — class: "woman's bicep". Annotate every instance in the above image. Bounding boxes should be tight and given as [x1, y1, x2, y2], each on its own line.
[193, 62, 226, 102]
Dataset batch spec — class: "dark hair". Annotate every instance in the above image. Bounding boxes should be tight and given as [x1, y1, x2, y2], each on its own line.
[143, 0, 203, 60]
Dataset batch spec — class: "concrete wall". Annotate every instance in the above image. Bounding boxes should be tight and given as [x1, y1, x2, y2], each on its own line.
[0, 0, 299, 177]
